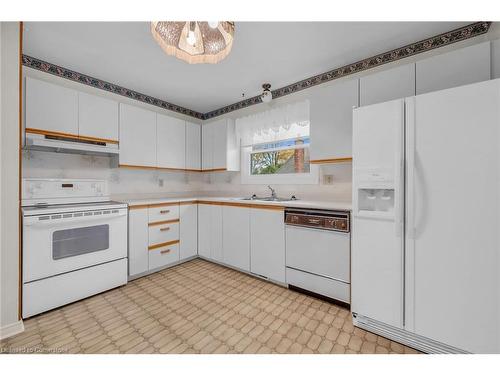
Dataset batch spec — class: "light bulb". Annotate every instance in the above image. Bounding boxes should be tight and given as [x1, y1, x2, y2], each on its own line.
[187, 30, 196, 46]
[208, 21, 219, 29]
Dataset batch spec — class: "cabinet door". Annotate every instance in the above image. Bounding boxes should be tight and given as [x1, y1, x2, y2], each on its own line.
[119, 104, 157, 167]
[201, 123, 213, 170]
[360, 64, 415, 106]
[198, 204, 211, 258]
[416, 41, 490, 95]
[128, 208, 149, 277]
[210, 204, 224, 262]
[156, 113, 186, 170]
[78, 92, 119, 141]
[212, 119, 228, 169]
[180, 203, 198, 260]
[186, 122, 201, 170]
[309, 79, 359, 161]
[492, 39, 500, 79]
[250, 208, 285, 283]
[25, 77, 78, 135]
[223, 206, 250, 271]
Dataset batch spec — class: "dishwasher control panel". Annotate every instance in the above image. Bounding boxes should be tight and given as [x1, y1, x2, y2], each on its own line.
[285, 209, 350, 232]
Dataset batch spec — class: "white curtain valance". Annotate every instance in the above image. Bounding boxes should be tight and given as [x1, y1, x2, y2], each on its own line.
[236, 100, 310, 146]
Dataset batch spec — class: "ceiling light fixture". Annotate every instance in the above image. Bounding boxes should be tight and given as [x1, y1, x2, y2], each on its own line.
[261, 83, 273, 103]
[151, 21, 235, 64]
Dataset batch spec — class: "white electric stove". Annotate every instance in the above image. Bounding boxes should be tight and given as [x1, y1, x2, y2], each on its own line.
[21, 178, 128, 318]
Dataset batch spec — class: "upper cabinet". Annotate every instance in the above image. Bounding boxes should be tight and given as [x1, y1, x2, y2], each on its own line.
[156, 113, 186, 170]
[119, 103, 157, 168]
[416, 41, 491, 95]
[202, 118, 239, 171]
[360, 64, 415, 107]
[78, 92, 119, 142]
[25, 77, 78, 135]
[309, 78, 359, 162]
[185, 122, 201, 171]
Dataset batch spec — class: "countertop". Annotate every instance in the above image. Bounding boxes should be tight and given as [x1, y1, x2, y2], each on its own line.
[116, 196, 352, 211]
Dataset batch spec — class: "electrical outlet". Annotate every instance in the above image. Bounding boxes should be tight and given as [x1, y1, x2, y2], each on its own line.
[323, 174, 334, 185]
[158, 178, 164, 187]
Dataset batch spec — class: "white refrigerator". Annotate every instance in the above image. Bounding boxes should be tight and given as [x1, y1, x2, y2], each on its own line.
[351, 78, 500, 354]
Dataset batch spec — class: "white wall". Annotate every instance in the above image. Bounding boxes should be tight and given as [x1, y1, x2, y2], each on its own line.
[0, 22, 22, 338]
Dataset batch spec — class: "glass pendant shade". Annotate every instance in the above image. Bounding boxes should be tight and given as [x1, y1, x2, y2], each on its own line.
[151, 21, 235, 64]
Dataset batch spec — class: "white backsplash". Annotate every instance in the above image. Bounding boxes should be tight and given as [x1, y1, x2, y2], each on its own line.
[22, 151, 352, 202]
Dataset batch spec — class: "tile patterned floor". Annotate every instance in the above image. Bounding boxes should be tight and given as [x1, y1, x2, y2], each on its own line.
[1, 259, 419, 354]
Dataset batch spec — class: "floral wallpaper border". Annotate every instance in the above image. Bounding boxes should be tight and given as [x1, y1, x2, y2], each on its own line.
[22, 22, 491, 121]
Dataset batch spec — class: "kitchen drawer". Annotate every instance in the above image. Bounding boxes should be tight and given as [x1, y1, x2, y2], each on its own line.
[286, 226, 350, 282]
[148, 204, 179, 223]
[286, 267, 350, 303]
[149, 243, 179, 270]
[148, 221, 179, 246]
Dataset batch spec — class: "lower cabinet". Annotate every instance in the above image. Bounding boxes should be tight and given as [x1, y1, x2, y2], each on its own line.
[222, 206, 250, 271]
[250, 208, 286, 283]
[198, 203, 223, 262]
[128, 208, 149, 276]
[180, 203, 198, 260]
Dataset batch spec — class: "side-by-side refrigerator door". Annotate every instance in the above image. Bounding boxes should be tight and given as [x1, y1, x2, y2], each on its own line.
[351, 99, 405, 329]
[405, 80, 500, 353]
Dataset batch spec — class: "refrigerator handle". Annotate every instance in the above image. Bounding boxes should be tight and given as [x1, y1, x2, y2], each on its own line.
[394, 100, 405, 237]
[406, 98, 416, 240]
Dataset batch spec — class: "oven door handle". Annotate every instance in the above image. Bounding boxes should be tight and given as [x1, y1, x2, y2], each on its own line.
[23, 211, 127, 227]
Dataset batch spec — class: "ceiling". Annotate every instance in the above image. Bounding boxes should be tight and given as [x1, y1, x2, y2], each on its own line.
[24, 22, 470, 114]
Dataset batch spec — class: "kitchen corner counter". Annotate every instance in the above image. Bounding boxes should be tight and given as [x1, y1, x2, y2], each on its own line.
[116, 196, 352, 212]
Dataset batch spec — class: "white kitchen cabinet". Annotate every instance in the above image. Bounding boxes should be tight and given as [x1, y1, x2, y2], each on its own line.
[119, 103, 157, 167]
[223, 205, 250, 271]
[180, 203, 198, 260]
[185, 122, 201, 171]
[201, 118, 239, 171]
[201, 123, 214, 171]
[156, 113, 186, 170]
[197, 203, 223, 261]
[78, 92, 119, 141]
[492, 39, 500, 79]
[309, 78, 359, 162]
[250, 208, 286, 283]
[128, 208, 149, 277]
[416, 41, 490, 95]
[25, 77, 78, 135]
[360, 64, 415, 106]
[198, 204, 211, 258]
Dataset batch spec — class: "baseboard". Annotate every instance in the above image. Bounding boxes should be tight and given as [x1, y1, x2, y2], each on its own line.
[0, 320, 24, 340]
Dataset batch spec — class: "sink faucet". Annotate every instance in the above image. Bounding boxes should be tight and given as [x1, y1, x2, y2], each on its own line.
[267, 185, 277, 199]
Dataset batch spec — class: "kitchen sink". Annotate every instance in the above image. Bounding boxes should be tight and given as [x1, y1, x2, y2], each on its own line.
[237, 196, 298, 202]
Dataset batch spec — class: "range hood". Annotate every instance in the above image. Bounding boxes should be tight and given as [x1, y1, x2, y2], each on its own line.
[24, 132, 119, 157]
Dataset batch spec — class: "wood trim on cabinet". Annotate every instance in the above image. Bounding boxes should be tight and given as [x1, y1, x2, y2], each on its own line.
[201, 168, 227, 172]
[148, 219, 179, 227]
[118, 164, 157, 170]
[120, 164, 203, 173]
[148, 239, 180, 250]
[25, 128, 119, 144]
[148, 202, 180, 208]
[179, 200, 198, 205]
[310, 157, 353, 164]
[128, 204, 150, 210]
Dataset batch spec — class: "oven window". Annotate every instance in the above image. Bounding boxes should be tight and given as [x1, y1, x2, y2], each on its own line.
[52, 225, 109, 260]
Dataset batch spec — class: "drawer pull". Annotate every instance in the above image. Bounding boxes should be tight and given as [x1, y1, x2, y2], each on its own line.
[160, 249, 171, 255]
[160, 227, 170, 232]
[160, 210, 170, 214]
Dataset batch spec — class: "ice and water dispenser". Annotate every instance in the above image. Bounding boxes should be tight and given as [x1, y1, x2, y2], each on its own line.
[354, 168, 396, 215]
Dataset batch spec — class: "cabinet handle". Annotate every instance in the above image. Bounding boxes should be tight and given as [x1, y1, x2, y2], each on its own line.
[160, 210, 170, 214]
[160, 249, 171, 255]
[160, 227, 170, 232]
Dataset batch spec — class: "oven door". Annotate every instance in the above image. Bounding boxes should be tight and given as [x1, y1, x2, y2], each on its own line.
[23, 208, 127, 283]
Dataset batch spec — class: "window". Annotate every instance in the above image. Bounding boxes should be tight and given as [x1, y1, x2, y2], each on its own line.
[237, 100, 318, 184]
[250, 138, 310, 175]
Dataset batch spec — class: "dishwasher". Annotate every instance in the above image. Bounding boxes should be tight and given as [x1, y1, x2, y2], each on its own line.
[285, 208, 351, 305]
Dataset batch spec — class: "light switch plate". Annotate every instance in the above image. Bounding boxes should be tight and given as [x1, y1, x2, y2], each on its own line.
[323, 174, 334, 185]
